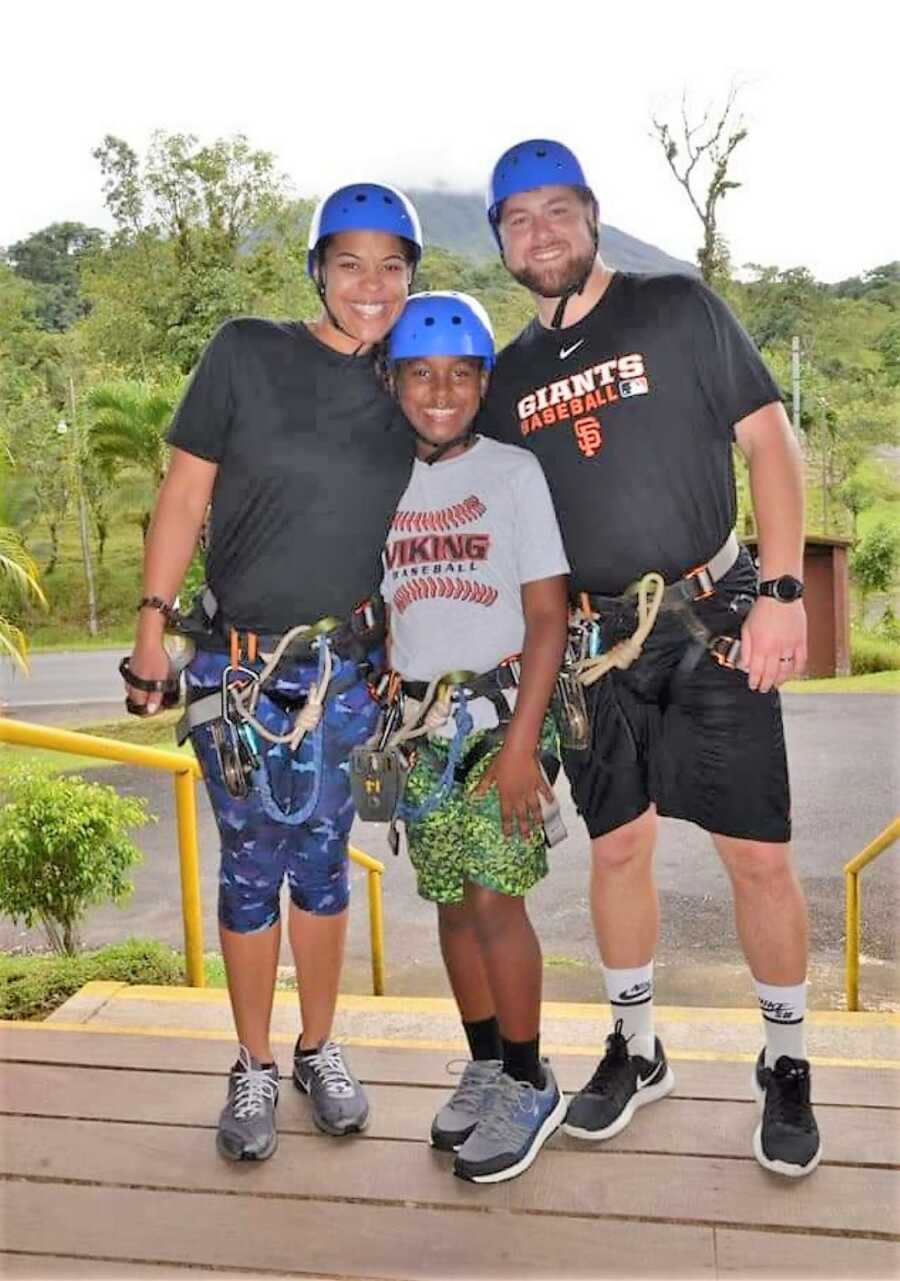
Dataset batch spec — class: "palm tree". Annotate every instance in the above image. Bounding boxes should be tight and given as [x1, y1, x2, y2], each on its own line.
[87, 382, 176, 538]
[0, 528, 48, 671]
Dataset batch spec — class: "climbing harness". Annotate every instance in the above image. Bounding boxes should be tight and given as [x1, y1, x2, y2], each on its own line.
[554, 532, 748, 749]
[351, 659, 567, 852]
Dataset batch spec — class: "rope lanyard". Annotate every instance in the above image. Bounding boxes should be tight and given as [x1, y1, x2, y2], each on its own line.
[396, 687, 474, 824]
[575, 572, 665, 687]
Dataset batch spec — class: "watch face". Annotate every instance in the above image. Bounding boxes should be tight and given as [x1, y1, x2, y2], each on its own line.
[775, 576, 803, 601]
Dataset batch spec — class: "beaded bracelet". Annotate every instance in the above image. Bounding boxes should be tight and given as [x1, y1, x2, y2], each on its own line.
[137, 595, 176, 623]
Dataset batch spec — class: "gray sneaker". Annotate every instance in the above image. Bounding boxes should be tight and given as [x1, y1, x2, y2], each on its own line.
[292, 1039, 369, 1135]
[454, 1061, 566, 1184]
[217, 1045, 279, 1161]
[431, 1059, 503, 1151]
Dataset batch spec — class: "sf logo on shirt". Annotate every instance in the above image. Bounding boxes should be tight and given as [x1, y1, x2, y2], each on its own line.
[516, 351, 650, 457]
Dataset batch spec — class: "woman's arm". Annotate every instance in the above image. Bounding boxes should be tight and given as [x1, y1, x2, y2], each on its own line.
[126, 447, 218, 713]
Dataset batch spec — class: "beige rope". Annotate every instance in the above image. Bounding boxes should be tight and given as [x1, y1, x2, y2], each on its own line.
[575, 572, 666, 688]
[229, 624, 335, 748]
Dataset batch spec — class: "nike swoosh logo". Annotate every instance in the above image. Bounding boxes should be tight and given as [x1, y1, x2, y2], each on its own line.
[636, 1061, 665, 1092]
[559, 340, 584, 359]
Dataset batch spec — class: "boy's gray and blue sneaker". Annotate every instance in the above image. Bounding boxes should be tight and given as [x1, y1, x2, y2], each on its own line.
[453, 1061, 566, 1183]
[293, 1038, 369, 1136]
[431, 1059, 503, 1151]
[217, 1045, 280, 1162]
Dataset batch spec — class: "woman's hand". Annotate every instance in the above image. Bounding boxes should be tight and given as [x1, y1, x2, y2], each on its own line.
[122, 637, 173, 716]
[471, 743, 553, 841]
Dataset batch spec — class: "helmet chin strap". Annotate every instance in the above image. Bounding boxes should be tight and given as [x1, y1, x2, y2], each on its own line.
[315, 257, 417, 357]
[550, 211, 601, 329]
[417, 427, 476, 465]
[314, 269, 365, 356]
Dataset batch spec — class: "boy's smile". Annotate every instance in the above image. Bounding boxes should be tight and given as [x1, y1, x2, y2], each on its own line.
[395, 355, 487, 460]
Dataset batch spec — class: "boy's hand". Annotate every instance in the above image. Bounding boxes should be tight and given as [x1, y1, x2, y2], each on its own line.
[471, 743, 554, 841]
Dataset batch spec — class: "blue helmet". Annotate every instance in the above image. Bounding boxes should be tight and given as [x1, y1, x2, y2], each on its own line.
[307, 183, 422, 277]
[486, 139, 596, 245]
[388, 292, 495, 370]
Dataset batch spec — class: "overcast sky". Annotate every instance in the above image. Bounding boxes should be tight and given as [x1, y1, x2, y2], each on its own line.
[3, 1, 895, 282]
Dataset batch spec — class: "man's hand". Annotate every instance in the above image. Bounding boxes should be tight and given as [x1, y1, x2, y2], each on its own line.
[471, 743, 554, 841]
[740, 597, 807, 693]
[122, 638, 173, 715]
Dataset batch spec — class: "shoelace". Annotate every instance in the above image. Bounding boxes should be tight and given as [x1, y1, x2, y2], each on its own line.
[231, 1068, 277, 1121]
[768, 1063, 815, 1130]
[447, 1059, 501, 1109]
[474, 1074, 538, 1142]
[305, 1042, 357, 1098]
[586, 1023, 631, 1093]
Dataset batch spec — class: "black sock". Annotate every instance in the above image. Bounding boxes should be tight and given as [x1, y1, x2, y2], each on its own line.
[463, 1015, 502, 1061]
[296, 1035, 322, 1057]
[502, 1035, 545, 1088]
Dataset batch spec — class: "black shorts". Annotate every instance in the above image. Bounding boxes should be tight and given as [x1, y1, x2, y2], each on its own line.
[563, 550, 791, 844]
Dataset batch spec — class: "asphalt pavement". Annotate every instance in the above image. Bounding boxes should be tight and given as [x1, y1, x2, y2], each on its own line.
[2, 653, 898, 1008]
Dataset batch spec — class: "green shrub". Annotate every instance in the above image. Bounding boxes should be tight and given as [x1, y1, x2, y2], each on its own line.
[850, 629, 900, 674]
[0, 767, 151, 954]
[0, 938, 184, 1021]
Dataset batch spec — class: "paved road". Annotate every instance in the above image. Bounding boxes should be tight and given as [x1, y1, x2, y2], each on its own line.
[1, 649, 125, 712]
[3, 660, 897, 1008]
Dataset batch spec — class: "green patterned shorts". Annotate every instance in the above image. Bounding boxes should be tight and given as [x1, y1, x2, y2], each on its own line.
[405, 714, 558, 904]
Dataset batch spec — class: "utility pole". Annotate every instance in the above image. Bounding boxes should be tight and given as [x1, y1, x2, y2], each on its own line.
[66, 377, 98, 636]
[791, 336, 802, 445]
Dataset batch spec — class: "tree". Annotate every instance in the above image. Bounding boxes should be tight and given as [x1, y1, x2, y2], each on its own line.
[88, 132, 297, 370]
[651, 86, 748, 284]
[0, 767, 148, 954]
[852, 523, 900, 604]
[87, 381, 176, 537]
[4, 222, 105, 331]
[0, 526, 47, 670]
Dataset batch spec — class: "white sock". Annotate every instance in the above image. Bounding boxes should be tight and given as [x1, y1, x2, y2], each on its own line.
[754, 980, 807, 1067]
[603, 961, 655, 1060]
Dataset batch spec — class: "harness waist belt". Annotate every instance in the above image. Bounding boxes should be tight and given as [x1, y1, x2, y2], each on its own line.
[400, 662, 519, 705]
[578, 531, 740, 612]
[175, 587, 385, 659]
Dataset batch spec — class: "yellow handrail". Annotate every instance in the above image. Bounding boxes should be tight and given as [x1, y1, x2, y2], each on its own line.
[0, 717, 386, 995]
[844, 816, 899, 1011]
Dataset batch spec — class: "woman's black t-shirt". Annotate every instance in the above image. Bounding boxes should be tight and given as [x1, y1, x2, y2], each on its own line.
[167, 318, 414, 631]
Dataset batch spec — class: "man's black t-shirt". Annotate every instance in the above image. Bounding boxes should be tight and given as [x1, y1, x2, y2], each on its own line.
[480, 273, 781, 594]
[167, 318, 414, 631]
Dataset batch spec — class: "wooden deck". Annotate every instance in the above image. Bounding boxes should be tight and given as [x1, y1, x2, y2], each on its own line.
[1, 1023, 898, 1280]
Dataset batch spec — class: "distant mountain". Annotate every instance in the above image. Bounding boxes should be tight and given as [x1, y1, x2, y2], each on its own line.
[407, 188, 698, 276]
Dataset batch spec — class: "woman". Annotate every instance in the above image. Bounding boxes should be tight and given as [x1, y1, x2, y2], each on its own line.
[121, 183, 421, 1162]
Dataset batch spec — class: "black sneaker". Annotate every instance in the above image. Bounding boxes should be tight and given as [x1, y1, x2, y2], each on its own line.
[753, 1051, 822, 1177]
[217, 1045, 279, 1162]
[563, 1020, 674, 1141]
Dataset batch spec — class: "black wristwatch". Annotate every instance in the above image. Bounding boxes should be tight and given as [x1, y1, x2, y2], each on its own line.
[758, 575, 804, 602]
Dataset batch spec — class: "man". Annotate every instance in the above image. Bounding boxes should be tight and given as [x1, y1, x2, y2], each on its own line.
[479, 139, 820, 1177]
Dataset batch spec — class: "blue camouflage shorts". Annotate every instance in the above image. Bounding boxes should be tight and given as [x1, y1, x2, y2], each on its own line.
[186, 648, 380, 933]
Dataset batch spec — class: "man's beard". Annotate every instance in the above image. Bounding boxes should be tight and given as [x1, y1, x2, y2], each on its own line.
[508, 246, 596, 300]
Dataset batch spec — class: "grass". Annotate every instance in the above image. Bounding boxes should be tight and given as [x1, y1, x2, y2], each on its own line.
[0, 938, 185, 1021]
[0, 943, 299, 1019]
[785, 670, 900, 693]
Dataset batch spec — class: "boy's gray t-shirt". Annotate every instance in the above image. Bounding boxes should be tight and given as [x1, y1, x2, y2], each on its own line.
[382, 437, 569, 719]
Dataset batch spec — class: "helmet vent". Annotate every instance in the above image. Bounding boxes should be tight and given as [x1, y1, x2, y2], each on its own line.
[536, 147, 547, 158]
[383, 195, 394, 204]
[451, 315, 462, 325]
[424, 317, 435, 327]
[354, 193, 368, 203]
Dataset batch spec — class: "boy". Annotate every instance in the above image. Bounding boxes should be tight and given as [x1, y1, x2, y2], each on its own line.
[380, 292, 569, 1183]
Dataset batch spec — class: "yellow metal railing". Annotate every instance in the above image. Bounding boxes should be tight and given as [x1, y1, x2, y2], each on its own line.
[844, 816, 899, 1011]
[0, 717, 386, 995]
